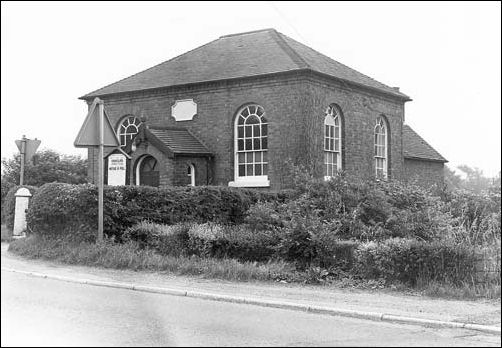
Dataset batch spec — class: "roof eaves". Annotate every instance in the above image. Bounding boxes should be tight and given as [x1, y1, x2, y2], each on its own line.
[404, 155, 448, 163]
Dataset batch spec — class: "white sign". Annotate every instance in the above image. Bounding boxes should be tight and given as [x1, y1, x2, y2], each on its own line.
[171, 99, 197, 121]
[107, 154, 126, 186]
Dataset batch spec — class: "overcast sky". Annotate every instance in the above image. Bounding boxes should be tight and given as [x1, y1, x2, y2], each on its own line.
[2, 1, 501, 176]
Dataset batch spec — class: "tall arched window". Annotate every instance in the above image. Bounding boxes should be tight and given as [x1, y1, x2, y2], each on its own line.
[187, 164, 195, 186]
[231, 104, 269, 187]
[374, 116, 388, 179]
[324, 104, 342, 180]
[117, 116, 142, 148]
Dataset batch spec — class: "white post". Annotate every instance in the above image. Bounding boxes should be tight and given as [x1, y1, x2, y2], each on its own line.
[13, 188, 32, 237]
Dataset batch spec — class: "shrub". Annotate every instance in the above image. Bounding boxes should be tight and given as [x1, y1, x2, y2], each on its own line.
[26, 183, 280, 241]
[354, 238, 478, 286]
[2, 185, 38, 230]
[123, 221, 190, 256]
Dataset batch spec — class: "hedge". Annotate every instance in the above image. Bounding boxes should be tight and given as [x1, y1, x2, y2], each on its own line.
[26, 183, 288, 241]
[354, 238, 478, 285]
[2, 185, 38, 230]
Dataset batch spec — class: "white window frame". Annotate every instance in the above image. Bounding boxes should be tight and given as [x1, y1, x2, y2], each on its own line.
[324, 105, 342, 181]
[229, 104, 270, 187]
[117, 116, 142, 148]
[374, 116, 388, 180]
[188, 164, 195, 186]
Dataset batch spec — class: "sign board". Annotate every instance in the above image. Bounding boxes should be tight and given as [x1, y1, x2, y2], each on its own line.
[74, 98, 121, 148]
[107, 154, 127, 186]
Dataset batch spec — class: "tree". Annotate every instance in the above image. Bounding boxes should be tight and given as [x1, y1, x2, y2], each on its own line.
[1, 149, 88, 189]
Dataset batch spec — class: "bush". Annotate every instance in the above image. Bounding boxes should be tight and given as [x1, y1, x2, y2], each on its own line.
[2, 185, 38, 230]
[26, 183, 280, 241]
[354, 238, 478, 286]
[123, 221, 190, 256]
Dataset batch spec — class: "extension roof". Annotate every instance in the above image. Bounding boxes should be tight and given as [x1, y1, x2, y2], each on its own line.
[403, 125, 447, 163]
[143, 126, 212, 158]
[81, 28, 410, 101]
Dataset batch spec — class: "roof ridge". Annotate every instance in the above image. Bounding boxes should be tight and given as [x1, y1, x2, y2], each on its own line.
[271, 30, 310, 70]
[80, 37, 221, 99]
[219, 28, 276, 38]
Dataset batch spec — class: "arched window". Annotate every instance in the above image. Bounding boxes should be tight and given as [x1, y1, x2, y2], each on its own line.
[232, 104, 269, 187]
[187, 164, 195, 186]
[324, 104, 342, 180]
[374, 116, 388, 179]
[117, 116, 142, 148]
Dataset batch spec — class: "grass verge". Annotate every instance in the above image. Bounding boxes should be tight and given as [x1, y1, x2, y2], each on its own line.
[7, 235, 294, 282]
[7, 235, 501, 300]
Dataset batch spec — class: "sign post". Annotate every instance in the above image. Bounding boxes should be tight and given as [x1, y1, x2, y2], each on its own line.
[74, 98, 121, 242]
[15, 136, 41, 185]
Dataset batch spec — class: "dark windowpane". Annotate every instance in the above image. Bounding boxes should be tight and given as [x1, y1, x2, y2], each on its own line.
[245, 125, 252, 137]
[255, 164, 262, 176]
[238, 126, 244, 138]
[239, 165, 245, 176]
[238, 153, 245, 164]
[262, 124, 267, 136]
[246, 115, 260, 125]
[242, 108, 249, 117]
[261, 116, 268, 123]
[245, 139, 252, 150]
[253, 125, 260, 137]
[329, 125, 334, 138]
[335, 139, 340, 152]
[256, 107, 263, 116]
[246, 152, 253, 163]
[263, 164, 268, 175]
[238, 116, 245, 125]
[325, 139, 329, 150]
[238, 139, 244, 151]
[254, 138, 261, 150]
[249, 105, 256, 114]
[263, 151, 268, 162]
[329, 139, 334, 151]
[262, 137, 268, 149]
[246, 164, 254, 176]
[325, 125, 329, 137]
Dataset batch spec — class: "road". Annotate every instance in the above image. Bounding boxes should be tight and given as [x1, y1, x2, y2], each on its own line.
[2, 270, 500, 347]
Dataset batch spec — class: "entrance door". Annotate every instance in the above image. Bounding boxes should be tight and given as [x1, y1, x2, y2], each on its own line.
[138, 156, 159, 187]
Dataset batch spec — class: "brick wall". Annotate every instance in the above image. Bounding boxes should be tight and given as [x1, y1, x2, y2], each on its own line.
[301, 73, 405, 182]
[85, 71, 407, 189]
[403, 158, 445, 188]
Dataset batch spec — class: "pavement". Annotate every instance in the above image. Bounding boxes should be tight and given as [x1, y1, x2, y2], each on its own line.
[1, 242, 501, 341]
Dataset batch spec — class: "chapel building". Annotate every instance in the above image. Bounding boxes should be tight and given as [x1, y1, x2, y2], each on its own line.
[79, 28, 447, 189]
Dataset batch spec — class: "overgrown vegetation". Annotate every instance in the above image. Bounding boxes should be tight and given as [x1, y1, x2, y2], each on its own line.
[8, 167, 501, 299]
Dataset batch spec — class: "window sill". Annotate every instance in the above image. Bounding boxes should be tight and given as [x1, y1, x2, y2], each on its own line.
[228, 177, 270, 188]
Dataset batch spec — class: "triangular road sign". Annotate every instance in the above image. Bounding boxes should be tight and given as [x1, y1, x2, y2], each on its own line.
[74, 98, 121, 148]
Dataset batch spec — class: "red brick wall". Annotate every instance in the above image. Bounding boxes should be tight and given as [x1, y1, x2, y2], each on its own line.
[404, 158, 445, 188]
[84, 71, 407, 189]
[301, 73, 405, 182]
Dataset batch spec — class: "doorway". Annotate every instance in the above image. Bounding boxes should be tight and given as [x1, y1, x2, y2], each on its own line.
[136, 155, 159, 187]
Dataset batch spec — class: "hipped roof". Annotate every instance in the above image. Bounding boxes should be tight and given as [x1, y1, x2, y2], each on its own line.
[81, 28, 410, 101]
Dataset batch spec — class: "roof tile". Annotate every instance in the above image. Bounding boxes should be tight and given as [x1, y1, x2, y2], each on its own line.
[403, 125, 447, 162]
[81, 29, 410, 100]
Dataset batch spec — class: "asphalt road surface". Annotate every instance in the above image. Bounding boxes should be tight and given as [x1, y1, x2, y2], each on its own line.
[1, 270, 499, 347]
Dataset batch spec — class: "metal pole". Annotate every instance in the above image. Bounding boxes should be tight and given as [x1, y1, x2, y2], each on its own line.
[19, 135, 26, 185]
[97, 101, 104, 242]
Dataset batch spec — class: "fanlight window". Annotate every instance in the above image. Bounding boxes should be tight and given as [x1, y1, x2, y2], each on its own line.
[324, 105, 342, 179]
[235, 105, 268, 178]
[374, 116, 388, 179]
[118, 116, 142, 148]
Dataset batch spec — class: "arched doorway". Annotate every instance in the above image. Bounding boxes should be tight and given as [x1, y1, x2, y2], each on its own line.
[135, 155, 159, 187]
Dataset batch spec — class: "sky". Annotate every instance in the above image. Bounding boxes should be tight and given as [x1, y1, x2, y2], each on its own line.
[2, 1, 501, 177]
